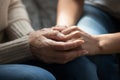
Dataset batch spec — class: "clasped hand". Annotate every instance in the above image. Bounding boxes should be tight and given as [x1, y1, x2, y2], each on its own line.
[29, 26, 100, 64]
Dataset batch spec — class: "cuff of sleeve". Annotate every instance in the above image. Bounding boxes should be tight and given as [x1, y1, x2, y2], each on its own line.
[0, 36, 33, 63]
[7, 20, 34, 39]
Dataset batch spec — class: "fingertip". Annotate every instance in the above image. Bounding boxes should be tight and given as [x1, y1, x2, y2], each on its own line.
[75, 39, 85, 44]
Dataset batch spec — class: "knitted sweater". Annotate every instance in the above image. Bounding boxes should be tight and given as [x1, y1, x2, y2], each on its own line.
[85, 0, 120, 21]
[0, 0, 34, 63]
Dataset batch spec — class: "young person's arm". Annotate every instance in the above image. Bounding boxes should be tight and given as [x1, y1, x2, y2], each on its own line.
[55, 26, 120, 55]
[56, 0, 120, 55]
[95, 33, 120, 54]
[57, 0, 84, 26]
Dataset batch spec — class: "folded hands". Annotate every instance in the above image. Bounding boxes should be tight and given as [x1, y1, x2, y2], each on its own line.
[29, 25, 101, 64]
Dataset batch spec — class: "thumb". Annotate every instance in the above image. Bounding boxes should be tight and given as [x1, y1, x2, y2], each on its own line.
[44, 31, 66, 41]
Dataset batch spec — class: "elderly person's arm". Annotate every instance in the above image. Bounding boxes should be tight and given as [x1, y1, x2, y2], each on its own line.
[0, 0, 34, 63]
[7, 0, 34, 39]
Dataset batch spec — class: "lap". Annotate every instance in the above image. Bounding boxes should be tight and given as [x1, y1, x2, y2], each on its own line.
[76, 4, 119, 80]
[39, 5, 119, 79]
[0, 64, 55, 80]
[45, 57, 98, 80]
[47, 56, 119, 80]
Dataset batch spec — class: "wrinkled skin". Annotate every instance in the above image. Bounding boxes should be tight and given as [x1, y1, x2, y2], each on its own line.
[29, 28, 87, 64]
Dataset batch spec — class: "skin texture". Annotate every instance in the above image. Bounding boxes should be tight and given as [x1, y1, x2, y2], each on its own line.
[57, 0, 84, 26]
[56, 0, 120, 55]
[29, 28, 87, 64]
[53, 25, 120, 55]
[27, 0, 120, 64]
[53, 26, 100, 55]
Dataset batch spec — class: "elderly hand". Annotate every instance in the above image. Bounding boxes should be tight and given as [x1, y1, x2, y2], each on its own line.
[53, 26, 101, 55]
[29, 28, 87, 64]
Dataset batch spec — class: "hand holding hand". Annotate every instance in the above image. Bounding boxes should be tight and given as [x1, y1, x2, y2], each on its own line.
[53, 26, 101, 55]
[29, 28, 86, 64]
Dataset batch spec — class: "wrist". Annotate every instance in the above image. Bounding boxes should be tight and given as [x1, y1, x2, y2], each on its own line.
[56, 20, 75, 26]
[28, 31, 36, 45]
[28, 31, 37, 53]
[94, 35, 104, 55]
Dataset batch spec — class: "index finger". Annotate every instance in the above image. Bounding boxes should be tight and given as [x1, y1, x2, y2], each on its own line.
[48, 39, 84, 50]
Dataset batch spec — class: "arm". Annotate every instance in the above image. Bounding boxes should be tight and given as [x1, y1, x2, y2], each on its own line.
[0, 0, 34, 63]
[7, 0, 34, 39]
[57, 0, 84, 26]
[0, 36, 33, 63]
[0, 0, 85, 64]
[55, 26, 120, 55]
[29, 28, 86, 64]
[96, 33, 120, 54]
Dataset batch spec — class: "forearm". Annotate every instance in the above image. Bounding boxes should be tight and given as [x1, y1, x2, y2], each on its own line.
[96, 33, 120, 54]
[57, 0, 84, 26]
[0, 36, 33, 64]
[6, 20, 34, 40]
[7, 0, 34, 40]
[0, 0, 34, 64]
